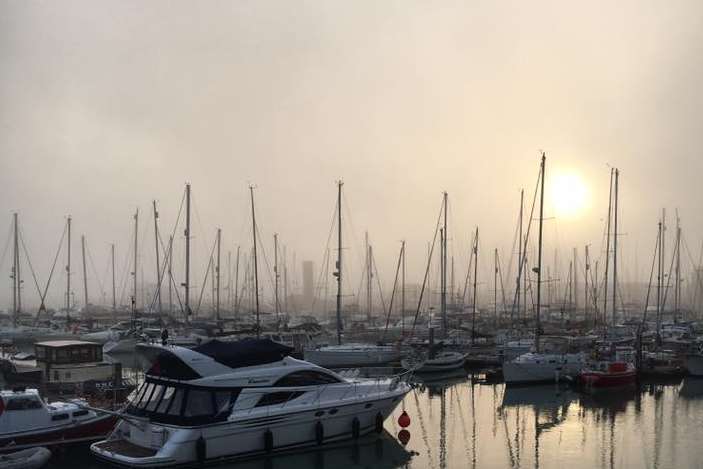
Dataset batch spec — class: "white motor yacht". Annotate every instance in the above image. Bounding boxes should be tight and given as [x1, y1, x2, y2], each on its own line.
[303, 343, 401, 368]
[91, 339, 410, 467]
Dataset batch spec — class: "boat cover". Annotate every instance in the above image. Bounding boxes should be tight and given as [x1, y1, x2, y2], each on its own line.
[194, 339, 293, 369]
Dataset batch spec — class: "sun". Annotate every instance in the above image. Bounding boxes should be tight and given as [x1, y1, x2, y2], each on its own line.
[551, 171, 589, 219]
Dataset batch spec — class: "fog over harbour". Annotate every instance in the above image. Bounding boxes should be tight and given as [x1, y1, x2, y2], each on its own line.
[2, 0, 703, 312]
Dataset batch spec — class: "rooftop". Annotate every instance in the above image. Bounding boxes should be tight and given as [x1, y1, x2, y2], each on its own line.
[35, 340, 99, 348]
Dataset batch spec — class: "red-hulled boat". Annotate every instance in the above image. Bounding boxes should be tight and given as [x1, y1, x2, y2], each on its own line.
[0, 388, 116, 451]
[578, 361, 637, 389]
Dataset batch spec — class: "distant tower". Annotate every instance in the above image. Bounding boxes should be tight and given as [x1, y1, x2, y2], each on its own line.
[302, 261, 314, 310]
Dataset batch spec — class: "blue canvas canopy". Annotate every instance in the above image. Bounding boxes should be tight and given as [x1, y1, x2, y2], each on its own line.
[194, 338, 293, 369]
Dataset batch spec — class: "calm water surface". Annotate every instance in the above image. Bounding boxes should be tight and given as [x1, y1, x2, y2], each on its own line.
[42, 354, 703, 469]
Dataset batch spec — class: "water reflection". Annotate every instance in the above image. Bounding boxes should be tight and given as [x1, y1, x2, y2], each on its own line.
[42, 353, 703, 469]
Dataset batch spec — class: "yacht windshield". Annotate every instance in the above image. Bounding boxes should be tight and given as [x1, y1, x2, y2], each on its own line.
[126, 380, 239, 426]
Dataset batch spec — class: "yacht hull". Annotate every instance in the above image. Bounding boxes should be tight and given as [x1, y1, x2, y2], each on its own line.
[91, 393, 405, 467]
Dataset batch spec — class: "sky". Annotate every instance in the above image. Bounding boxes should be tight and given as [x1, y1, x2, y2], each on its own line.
[1, 0, 703, 312]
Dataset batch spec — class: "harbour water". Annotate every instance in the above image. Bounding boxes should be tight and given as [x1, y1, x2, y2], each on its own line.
[42, 354, 703, 469]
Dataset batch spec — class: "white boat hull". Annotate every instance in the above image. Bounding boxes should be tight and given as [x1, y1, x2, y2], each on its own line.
[503, 353, 584, 384]
[92, 391, 405, 467]
[304, 346, 400, 368]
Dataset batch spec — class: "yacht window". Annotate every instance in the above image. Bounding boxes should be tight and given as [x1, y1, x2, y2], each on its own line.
[146, 385, 165, 412]
[184, 390, 214, 417]
[214, 391, 232, 416]
[6, 397, 42, 410]
[274, 371, 341, 387]
[73, 410, 89, 417]
[137, 383, 156, 409]
[256, 391, 304, 407]
[52, 413, 69, 421]
[156, 387, 175, 414]
[166, 389, 185, 416]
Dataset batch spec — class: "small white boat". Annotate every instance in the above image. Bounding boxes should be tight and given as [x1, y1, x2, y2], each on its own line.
[402, 351, 466, 373]
[303, 343, 401, 368]
[0, 447, 51, 469]
[502, 352, 585, 384]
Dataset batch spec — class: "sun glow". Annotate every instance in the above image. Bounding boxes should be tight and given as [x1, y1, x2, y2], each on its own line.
[551, 171, 589, 219]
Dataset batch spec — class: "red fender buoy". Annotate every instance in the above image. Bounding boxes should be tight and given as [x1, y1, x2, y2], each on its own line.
[398, 429, 411, 446]
[398, 410, 411, 428]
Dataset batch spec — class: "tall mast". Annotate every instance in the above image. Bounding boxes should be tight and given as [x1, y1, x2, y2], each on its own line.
[602, 169, 613, 333]
[656, 220, 663, 339]
[234, 245, 240, 318]
[216, 228, 221, 321]
[612, 169, 619, 324]
[133, 208, 139, 314]
[535, 153, 546, 353]
[81, 235, 88, 311]
[250, 186, 260, 338]
[12, 212, 19, 328]
[167, 236, 173, 316]
[365, 231, 372, 321]
[675, 212, 681, 320]
[184, 184, 191, 322]
[153, 200, 162, 316]
[471, 227, 478, 345]
[226, 250, 231, 314]
[111, 243, 117, 320]
[573, 247, 578, 311]
[274, 233, 279, 328]
[401, 240, 406, 336]
[283, 246, 288, 314]
[335, 181, 343, 345]
[441, 191, 448, 338]
[516, 190, 523, 325]
[66, 215, 72, 322]
[494, 248, 498, 329]
[584, 245, 590, 322]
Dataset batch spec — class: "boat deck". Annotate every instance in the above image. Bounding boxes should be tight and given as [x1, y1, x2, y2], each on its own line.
[93, 439, 158, 458]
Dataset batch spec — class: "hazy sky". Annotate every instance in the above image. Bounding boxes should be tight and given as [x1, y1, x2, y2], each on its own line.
[2, 1, 703, 311]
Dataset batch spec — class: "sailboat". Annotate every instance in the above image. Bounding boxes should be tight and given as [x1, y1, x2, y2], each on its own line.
[502, 154, 585, 384]
[304, 182, 400, 368]
[401, 193, 466, 373]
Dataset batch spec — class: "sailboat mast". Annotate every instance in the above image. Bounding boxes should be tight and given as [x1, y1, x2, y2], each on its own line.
[111, 243, 116, 320]
[234, 245, 240, 318]
[184, 184, 191, 322]
[441, 191, 448, 338]
[167, 236, 173, 316]
[584, 245, 589, 322]
[516, 189, 523, 325]
[81, 235, 88, 311]
[494, 248, 498, 329]
[335, 181, 343, 345]
[66, 215, 72, 322]
[250, 186, 260, 338]
[657, 220, 663, 339]
[12, 212, 19, 327]
[602, 169, 613, 333]
[365, 231, 372, 321]
[573, 247, 578, 311]
[401, 240, 406, 336]
[133, 208, 139, 313]
[216, 228, 221, 321]
[612, 169, 619, 324]
[274, 233, 279, 328]
[535, 153, 546, 354]
[675, 212, 681, 319]
[153, 200, 162, 315]
[471, 227, 478, 345]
